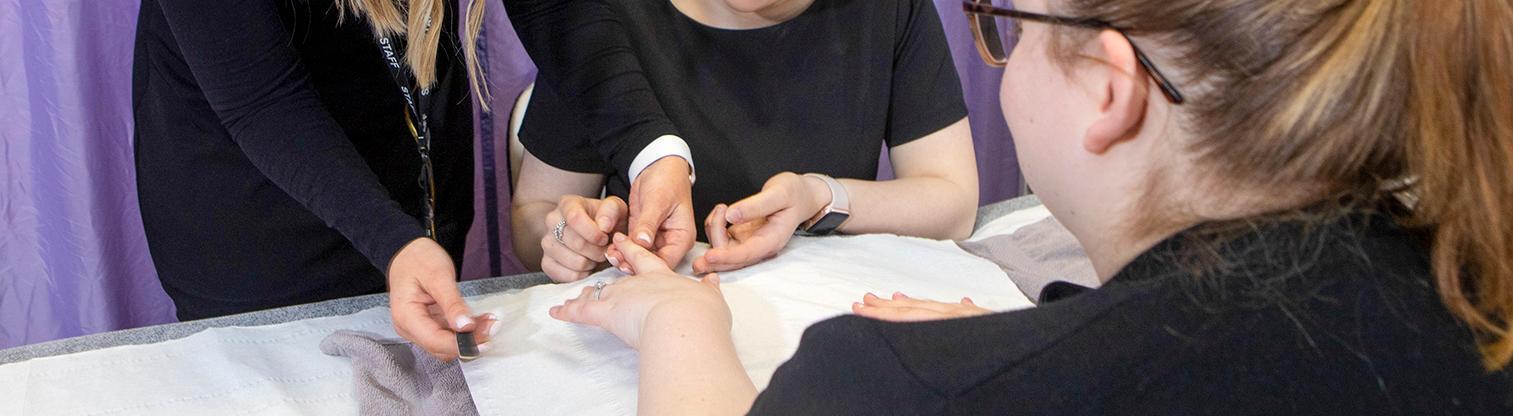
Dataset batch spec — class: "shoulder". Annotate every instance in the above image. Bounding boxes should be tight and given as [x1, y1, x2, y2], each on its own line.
[751, 315, 946, 414]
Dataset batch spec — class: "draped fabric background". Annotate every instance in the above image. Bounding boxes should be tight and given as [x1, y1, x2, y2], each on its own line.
[0, 0, 1018, 349]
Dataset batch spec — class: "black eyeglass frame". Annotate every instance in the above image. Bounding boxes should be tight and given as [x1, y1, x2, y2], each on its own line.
[962, 1, 1185, 104]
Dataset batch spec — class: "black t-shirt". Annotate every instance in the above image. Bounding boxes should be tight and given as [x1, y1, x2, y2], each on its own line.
[749, 206, 1513, 414]
[133, 0, 472, 319]
[521, 0, 967, 234]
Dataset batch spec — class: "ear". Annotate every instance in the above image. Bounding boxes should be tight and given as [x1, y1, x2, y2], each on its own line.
[1083, 30, 1149, 155]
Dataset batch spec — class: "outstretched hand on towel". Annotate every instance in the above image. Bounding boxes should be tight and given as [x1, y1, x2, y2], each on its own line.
[851, 292, 992, 322]
[551, 233, 731, 350]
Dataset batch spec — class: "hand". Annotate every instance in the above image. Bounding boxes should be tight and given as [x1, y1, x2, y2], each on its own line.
[542, 195, 628, 282]
[620, 157, 697, 268]
[387, 238, 498, 361]
[693, 172, 830, 274]
[851, 292, 992, 322]
[550, 233, 731, 350]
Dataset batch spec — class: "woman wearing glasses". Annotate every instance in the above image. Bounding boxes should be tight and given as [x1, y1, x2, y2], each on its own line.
[134, 0, 498, 358]
[509, 0, 980, 283]
[547, 0, 1513, 413]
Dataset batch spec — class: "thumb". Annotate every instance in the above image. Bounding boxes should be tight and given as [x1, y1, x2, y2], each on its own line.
[596, 196, 628, 234]
[612, 232, 673, 274]
[629, 194, 671, 249]
[423, 272, 475, 332]
[726, 190, 788, 225]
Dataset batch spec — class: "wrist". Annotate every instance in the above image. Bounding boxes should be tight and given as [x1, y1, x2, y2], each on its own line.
[637, 157, 692, 187]
[801, 175, 833, 224]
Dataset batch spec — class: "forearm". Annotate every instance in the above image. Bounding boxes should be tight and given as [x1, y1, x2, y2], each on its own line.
[637, 313, 757, 415]
[833, 176, 978, 240]
[510, 200, 556, 272]
[831, 118, 978, 240]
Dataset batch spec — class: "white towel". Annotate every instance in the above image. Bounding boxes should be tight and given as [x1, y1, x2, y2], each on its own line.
[461, 234, 1035, 415]
[0, 205, 1054, 415]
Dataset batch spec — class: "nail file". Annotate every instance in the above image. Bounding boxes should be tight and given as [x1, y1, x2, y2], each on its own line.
[457, 331, 480, 362]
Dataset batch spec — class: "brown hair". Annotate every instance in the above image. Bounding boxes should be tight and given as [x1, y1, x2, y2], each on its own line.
[1052, 0, 1513, 368]
[335, 0, 492, 109]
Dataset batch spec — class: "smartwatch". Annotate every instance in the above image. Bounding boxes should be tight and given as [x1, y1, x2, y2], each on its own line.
[801, 173, 851, 235]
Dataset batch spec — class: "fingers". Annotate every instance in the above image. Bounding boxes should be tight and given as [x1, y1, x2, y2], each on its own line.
[595, 196, 629, 234]
[725, 189, 788, 225]
[850, 303, 941, 322]
[558, 196, 609, 247]
[705, 204, 732, 248]
[541, 255, 592, 283]
[391, 287, 462, 361]
[548, 284, 609, 326]
[612, 233, 673, 275]
[699, 222, 789, 272]
[419, 274, 474, 334]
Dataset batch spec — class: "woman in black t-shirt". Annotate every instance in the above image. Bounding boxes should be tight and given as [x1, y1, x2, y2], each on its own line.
[543, 0, 1513, 413]
[511, 0, 980, 283]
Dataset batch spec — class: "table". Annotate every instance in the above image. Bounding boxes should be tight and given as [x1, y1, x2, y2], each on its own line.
[0, 195, 1040, 366]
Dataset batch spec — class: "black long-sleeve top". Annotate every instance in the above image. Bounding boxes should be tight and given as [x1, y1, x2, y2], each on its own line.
[502, 0, 679, 179]
[132, 0, 472, 320]
[751, 204, 1512, 414]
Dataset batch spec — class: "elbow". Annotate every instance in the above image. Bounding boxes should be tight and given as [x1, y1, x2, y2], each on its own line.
[944, 179, 980, 242]
[931, 182, 979, 241]
[941, 207, 976, 241]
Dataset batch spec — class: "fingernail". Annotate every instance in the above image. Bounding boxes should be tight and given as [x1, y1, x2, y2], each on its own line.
[477, 342, 493, 353]
[488, 318, 502, 337]
[613, 233, 627, 243]
[726, 209, 742, 223]
[636, 232, 652, 245]
[607, 256, 620, 267]
[455, 315, 475, 331]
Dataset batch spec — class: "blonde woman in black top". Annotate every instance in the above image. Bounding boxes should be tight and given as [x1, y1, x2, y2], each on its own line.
[134, 0, 496, 359]
[545, 0, 1513, 413]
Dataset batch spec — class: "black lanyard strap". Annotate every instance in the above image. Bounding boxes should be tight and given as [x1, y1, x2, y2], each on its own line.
[378, 35, 439, 238]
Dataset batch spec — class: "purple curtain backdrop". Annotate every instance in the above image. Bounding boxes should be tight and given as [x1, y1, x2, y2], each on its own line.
[1, 0, 176, 348]
[0, 0, 1019, 349]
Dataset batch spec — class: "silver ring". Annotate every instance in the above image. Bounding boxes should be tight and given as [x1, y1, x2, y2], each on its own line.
[552, 218, 567, 245]
[592, 280, 608, 301]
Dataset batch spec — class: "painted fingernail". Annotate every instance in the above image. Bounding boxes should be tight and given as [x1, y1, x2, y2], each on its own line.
[455, 315, 475, 331]
[477, 342, 493, 353]
[488, 318, 502, 337]
[607, 256, 620, 267]
[636, 232, 653, 245]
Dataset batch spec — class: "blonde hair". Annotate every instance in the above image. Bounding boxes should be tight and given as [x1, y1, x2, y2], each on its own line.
[335, 0, 492, 110]
[1054, 0, 1513, 368]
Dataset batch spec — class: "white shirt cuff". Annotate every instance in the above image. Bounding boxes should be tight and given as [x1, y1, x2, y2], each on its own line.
[628, 135, 697, 184]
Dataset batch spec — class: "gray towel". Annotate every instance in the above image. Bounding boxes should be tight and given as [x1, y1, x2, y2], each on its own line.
[320, 330, 479, 416]
[958, 216, 1100, 303]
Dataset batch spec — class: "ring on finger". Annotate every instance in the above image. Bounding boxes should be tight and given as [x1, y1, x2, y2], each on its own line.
[553, 218, 567, 245]
[592, 280, 608, 301]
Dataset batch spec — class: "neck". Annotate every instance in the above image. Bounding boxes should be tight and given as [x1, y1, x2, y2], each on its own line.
[671, 0, 813, 29]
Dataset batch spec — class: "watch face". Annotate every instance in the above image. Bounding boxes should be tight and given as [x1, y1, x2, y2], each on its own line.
[808, 212, 850, 235]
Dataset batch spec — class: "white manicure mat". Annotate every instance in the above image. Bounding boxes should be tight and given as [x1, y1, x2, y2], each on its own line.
[461, 232, 1039, 415]
[0, 206, 1050, 415]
